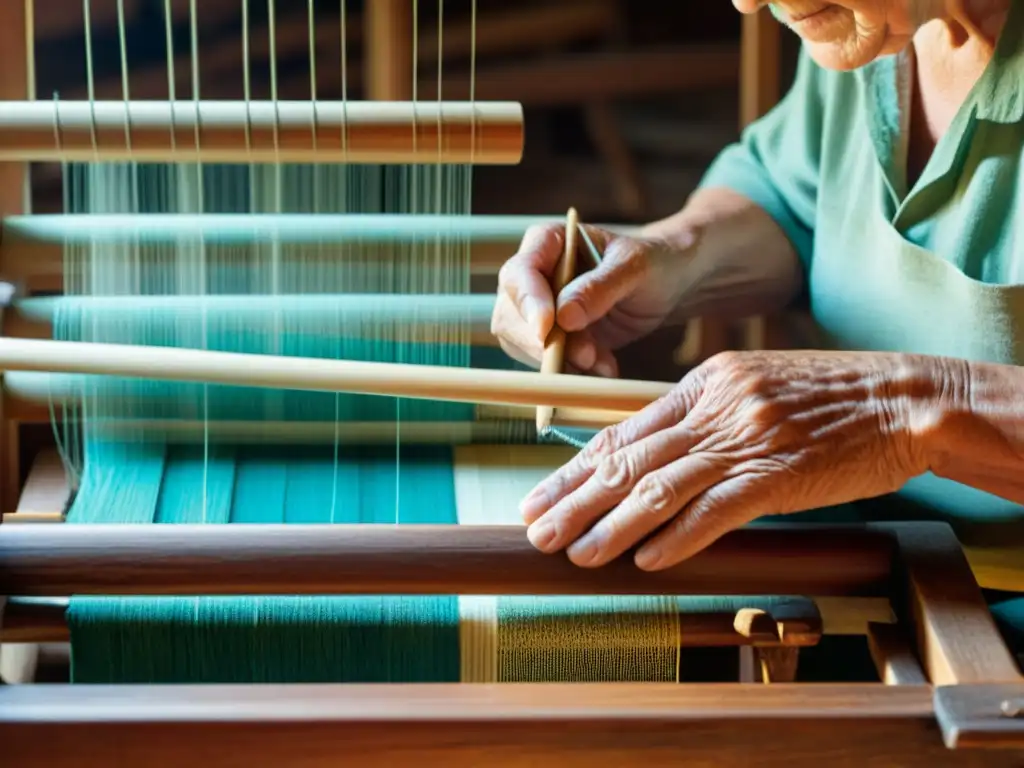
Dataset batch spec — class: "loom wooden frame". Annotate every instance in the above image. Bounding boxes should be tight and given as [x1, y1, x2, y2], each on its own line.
[4, 520, 1024, 765]
[0, 99, 525, 165]
[5, 3, 1024, 766]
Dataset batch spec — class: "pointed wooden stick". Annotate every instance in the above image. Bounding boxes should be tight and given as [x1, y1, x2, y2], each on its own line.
[0, 337, 672, 416]
[536, 207, 580, 433]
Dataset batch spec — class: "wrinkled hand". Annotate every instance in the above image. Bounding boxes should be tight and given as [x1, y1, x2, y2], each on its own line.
[491, 223, 692, 377]
[521, 350, 951, 570]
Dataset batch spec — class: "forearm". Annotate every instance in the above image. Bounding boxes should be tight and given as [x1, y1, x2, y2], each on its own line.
[641, 187, 805, 323]
[921, 358, 1024, 503]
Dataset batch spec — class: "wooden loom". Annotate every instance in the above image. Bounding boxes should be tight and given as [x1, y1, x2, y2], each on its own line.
[3, 3, 1024, 767]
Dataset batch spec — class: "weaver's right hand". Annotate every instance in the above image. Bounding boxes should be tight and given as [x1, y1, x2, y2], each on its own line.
[491, 223, 693, 377]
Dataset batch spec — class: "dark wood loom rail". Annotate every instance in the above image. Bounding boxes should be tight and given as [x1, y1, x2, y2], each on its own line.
[3, 682, 1024, 766]
[0, 523, 895, 597]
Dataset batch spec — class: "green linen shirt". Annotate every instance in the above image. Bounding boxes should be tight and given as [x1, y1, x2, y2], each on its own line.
[697, 2, 1024, 549]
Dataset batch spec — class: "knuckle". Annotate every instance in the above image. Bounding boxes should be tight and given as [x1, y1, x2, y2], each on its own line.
[496, 259, 518, 289]
[636, 474, 677, 515]
[630, 475, 679, 518]
[582, 427, 619, 469]
[596, 450, 636, 491]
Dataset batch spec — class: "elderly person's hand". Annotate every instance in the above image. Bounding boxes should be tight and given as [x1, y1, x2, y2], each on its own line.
[520, 349, 961, 570]
[490, 222, 695, 378]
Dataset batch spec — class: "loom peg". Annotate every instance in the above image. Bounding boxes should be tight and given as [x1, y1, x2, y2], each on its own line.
[0, 100, 525, 165]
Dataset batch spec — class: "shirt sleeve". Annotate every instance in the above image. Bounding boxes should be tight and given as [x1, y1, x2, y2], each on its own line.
[698, 47, 827, 268]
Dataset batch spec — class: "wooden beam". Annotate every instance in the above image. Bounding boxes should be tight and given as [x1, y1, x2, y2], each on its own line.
[739, 8, 781, 129]
[5, 682, 1019, 767]
[868, 622, 928, 685]
[0, 524, 894, 598]
[0, 0, 32, 515]
[886, 522, 1022, 686]
[365, 0, 413, 100]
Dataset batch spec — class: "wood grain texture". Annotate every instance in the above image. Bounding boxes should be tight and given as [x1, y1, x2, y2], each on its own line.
[0, 337, 673, 416]
[868, 622, 928, 685]
[364, 0, 413, 101]
[536, 207, 579, 432]
[12, 448, 68, 516]
[739, 8, 781, 130]
[2, 682, 1021, 767]
[0, 100, 524, 165]
[883, 523, 1022, 686]
[0, 0, 31, 516]
[0, 523, 894, 597]
[962, 544, 1024, 593]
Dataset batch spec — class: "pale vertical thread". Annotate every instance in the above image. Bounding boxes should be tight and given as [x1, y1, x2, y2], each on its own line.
[458, 596, 498, 683]
[186, 0, 209, 523]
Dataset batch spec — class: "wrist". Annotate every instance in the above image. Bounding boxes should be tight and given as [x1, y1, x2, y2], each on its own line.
[895, 354, 973, 475]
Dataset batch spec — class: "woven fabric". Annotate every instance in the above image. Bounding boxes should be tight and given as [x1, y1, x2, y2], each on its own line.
[65, 444, 683, 685]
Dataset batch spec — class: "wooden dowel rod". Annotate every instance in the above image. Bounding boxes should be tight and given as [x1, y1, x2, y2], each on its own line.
[0, 101, 524, 165]
[0, 524, 894, 597]
[0, 338, 673, 416]
[537, 208, 579, 433]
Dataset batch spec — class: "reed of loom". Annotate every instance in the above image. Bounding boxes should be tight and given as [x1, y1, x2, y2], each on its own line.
[3, 2, 1024, 767]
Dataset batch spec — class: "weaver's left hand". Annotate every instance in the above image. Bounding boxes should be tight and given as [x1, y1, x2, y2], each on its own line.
[521, 349, 952, 570]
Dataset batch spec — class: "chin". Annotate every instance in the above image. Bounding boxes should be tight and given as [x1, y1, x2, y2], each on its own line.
[804, 43, 877, 70]
[803, 33, 901, 71]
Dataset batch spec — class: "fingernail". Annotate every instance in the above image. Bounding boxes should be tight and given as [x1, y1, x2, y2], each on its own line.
[635, 545, 662, 571]
[576, 340, 597, 371]
[567, 537, 599, 566]
[519, 486, 549, 521]
[593, 360, 616, 378]
[527, 520, 558, 552]
[558, 300, 587, 332]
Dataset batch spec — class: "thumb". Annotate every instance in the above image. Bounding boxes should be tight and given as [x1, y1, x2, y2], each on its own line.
[498, 224, 566, 340]
[555, 235, 652, 332]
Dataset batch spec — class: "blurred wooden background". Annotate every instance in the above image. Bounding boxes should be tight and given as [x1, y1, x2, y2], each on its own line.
[30, 0, 800, 221]
[27, 0, 806, 377]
